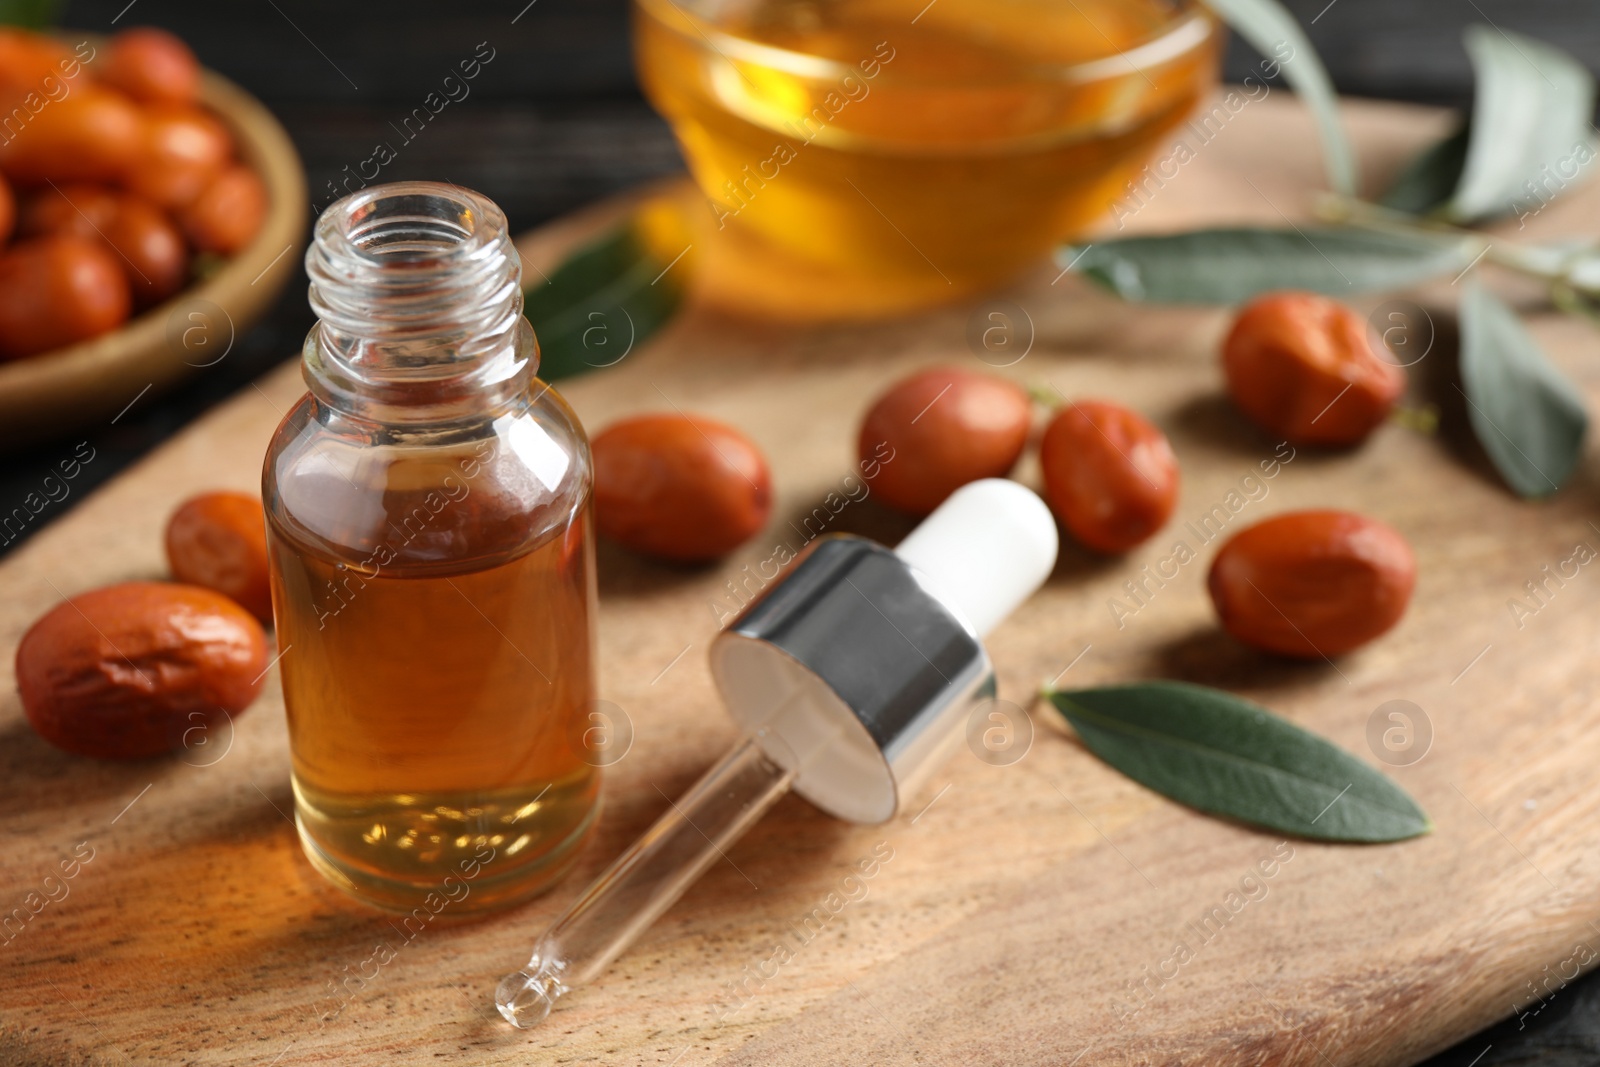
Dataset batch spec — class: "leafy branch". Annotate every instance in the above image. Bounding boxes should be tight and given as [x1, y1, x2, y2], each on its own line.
[1061, 13, 1598, 499]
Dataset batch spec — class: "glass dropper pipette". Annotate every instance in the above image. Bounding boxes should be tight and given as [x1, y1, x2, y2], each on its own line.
[496, 478, 1059, 1027]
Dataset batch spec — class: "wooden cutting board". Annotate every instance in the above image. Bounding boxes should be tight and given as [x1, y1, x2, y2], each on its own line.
[6, 94, 1600, 1067]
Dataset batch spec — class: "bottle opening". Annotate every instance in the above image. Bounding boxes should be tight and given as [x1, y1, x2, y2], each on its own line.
[334, 184, 502, 265]
[303, 181, 533, 419]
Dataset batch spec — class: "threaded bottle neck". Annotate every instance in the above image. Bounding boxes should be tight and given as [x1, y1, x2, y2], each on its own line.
[303, 181, 534, 426]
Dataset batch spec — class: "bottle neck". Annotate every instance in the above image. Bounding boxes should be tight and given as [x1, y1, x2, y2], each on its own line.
[302, 182, 535, 427]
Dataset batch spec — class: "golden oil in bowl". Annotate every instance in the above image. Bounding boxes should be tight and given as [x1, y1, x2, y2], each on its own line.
[634, 0, 1221, 318]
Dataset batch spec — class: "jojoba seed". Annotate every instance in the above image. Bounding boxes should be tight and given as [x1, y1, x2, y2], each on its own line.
[99, 27, 201, 106]
[859, 366, 1031, 516]
[0, 171, 12, 244]
[123, 104, 231, 209]
[592, 413, 772, 563]
[0, 29, 84, 96]
[15, 581, 268, 760]
[18, 182, 120, 239]
[1222, 292, 1405, 447]
[165, 491, 273, 623]
[0, 235, 132, 359]
[1207, 509, 1416, 658]
[19, 188, 187, 307]
[105, 194, 188, 306]
[177, 163, 265, 255]
[1040, 399, 1179, 553]
[0, 84, 142, 185]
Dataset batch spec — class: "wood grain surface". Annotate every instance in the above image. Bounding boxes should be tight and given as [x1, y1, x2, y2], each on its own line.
[5, 95, 1600, 1067]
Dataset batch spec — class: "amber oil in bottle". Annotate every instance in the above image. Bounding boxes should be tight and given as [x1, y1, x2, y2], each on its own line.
[263, 182, 599, 914]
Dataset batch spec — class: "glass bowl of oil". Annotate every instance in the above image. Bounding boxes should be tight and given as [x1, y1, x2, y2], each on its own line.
[633, 0, 1221, 320]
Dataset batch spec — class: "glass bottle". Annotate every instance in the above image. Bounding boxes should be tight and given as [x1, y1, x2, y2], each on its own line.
[262, 181, 599, 914]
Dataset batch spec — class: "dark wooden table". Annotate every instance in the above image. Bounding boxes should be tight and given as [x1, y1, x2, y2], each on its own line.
[9, 2, 1600, 1063]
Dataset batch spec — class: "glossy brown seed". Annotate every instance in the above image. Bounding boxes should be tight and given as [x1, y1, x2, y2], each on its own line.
[0, 235, 132, 359]
[165, 491, 273, 623]
[17, 182, 120, 238]
[858, 366, 1031, 516]
[19, 187, 187, 306]
[14, 581, 268, 760]
[592, 413, 772, 563]
[122, 104, 231, 209]
[103, 194, 188, 305]
[1207, 509, 1416, 658]
[0, 85, 142, 185]
[98, 27, 201, 106]
[1222, 291, 1405, 447]
[177, 163, 265, 255]
[0, 29, 85, 96]
[1040, 399, 1179, 553]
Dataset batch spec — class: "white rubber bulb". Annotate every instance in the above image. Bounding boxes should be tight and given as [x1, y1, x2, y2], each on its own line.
[893, 478, 1059, 638]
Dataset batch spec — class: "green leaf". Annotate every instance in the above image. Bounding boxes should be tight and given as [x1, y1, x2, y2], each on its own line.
[1060, 227, 1473, 304]
[1448, 25, 1597, 223]
[1045, 681, 1430, 843]
[1204, 0, 1356, 195]
[1380, 122, 1470, 216]
[1458, 280, 1588, 497]
[524, 214, 690, 381]
[0, 0, 61, 27]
